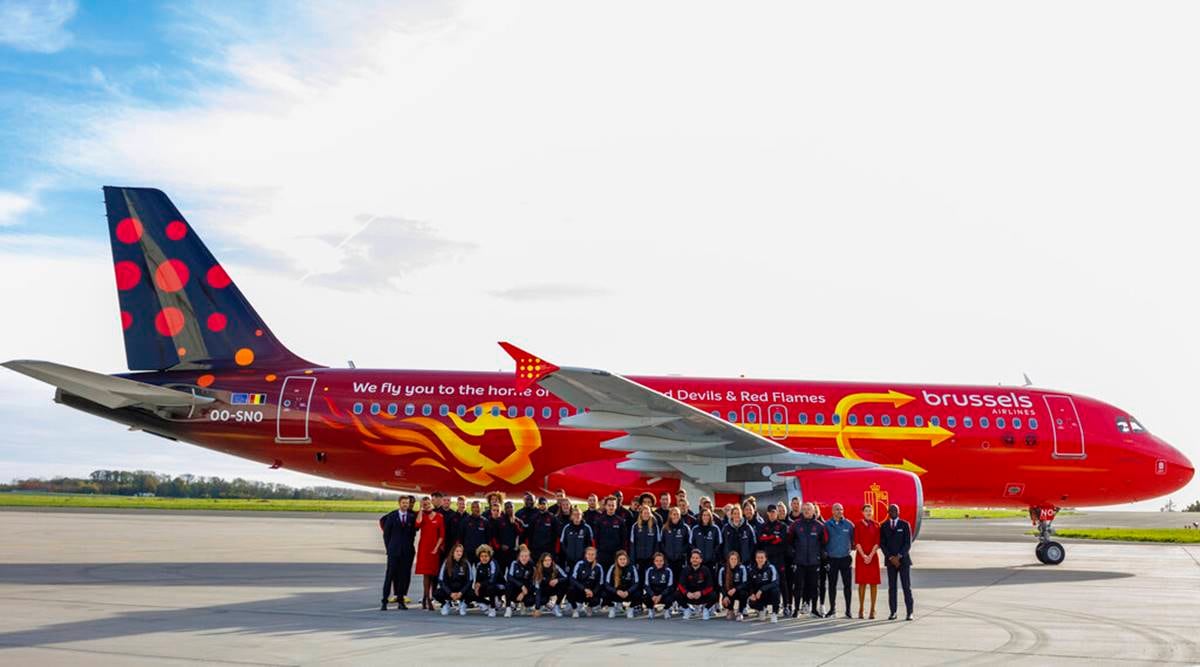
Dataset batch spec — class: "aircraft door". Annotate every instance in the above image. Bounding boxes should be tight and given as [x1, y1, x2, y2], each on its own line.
[741, 404, 762, 435]
[277, 376, 316, 443]
[1043, 395, 1085, 459]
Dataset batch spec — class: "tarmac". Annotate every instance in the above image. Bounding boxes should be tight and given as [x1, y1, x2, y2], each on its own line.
[0, 509, 1197, 666]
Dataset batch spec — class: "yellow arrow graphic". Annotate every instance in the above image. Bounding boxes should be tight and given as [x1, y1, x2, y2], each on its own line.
[884, 459, 928, 475]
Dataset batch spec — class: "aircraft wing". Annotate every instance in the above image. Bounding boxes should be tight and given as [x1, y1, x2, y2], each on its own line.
[499, 343, 874, 495]
[3, 360, 214, 411]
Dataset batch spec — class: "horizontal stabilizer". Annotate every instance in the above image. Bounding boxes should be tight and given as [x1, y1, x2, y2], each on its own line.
[3, 360, 214, 411]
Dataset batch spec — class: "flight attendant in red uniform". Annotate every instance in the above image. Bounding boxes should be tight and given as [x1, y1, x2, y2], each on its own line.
[854, 503, 882, 619]
[415, 496, 446, 610]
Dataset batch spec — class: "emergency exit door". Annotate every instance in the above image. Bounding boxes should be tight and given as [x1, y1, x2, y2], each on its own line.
[277, 376, 316, 443]
[1043, 394, 1085, 459]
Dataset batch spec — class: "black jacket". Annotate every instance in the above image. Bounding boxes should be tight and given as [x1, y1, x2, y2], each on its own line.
[492, 514, 522, 556]
[716, 563, 749, 596]
[629, 521, 660, 561]
[603, 563, 641, 597]
[560, 521, 594, 564]
[505, 559, 535, 593]
[690, 523, 723, 564]
[474, 559, 503, 591]
[524, 510, 560, 555]
[583, 508, 602, 528]
[788, 517, 828, 567]
[722, 520, 757, 565]
[437, 559, 472, 595]
[570, 560, 604, 592]
[757, 519, 788, 563]
[459, 513, 493, 558]
[643, 564, 674, 595]
[380, 509, 418, 555]
[879, 518, 913, 566]
[677, 563, 715, 597]
[660, 520, 693, 563]
[592, 512, 626, 558]
[747, 561, 780, 594]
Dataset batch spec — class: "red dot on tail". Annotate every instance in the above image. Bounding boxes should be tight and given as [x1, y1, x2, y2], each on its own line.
[207, 312, 228, 332]
[154, 259, 190, 292]
[120, 311, 133, 330]
[114, 261, 141, 290]
[115, 218, 143, 244]
[207, 265, 231, 288]
[154, 307, 186, 336]
[166, 220, 188, 241]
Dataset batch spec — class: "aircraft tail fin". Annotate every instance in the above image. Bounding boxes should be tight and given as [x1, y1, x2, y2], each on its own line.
[104, 186, 309, 371]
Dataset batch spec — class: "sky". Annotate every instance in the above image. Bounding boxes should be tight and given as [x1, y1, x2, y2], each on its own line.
[0, 0, 1197, 508]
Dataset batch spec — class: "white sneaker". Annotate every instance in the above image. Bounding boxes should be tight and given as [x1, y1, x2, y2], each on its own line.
[683, 608, 694, 620]
[553, 604, 563, 618]
[504, 606, 512, 618]
[458, 602, 467, 616]
[517, 606, 526, 617]
[648, 608, 656, 620]
[487, 608, 496, 618]
[702, 606, 711, 621]
[771, 611, 779, 623]
[609, 607, 617, 619]
[736, 612, 744, 621]
[664, 608, 673, 619]
[572, 608, 580, 619]
[626, 607, 635, 619]
[584, 605, 593, 617]
[800, 603, 809, 615]
[440, 603, 450, 616]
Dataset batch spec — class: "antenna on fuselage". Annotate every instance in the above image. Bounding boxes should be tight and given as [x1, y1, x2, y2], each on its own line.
[347, 360, 356, 369]
[1022, 373, 1033, 387]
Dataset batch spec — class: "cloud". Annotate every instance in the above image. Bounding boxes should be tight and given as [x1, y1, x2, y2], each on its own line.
[0, 191, 34, 225]
[299, 214, 476, 291]
[489, 283, 610, 302]
[0, 0, 76, 53]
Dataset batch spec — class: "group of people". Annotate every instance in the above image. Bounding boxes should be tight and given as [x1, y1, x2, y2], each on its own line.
[379, 488, 915, 622]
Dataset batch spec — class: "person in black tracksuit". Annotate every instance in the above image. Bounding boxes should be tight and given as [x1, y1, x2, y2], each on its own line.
[655, 492, 672, 525]
[783, 497, 804, 614]
[583, 494, 602, 528]
[434, 543, 473, 615]
[533, 552, 569, 616]
[603, 550, 642, 617]
[788, 502, 828, 618]
[460, 502, 494, 564]
[690, 508, 723, 570]
[677, 549, 718, 618]
[492, 503, 522, 573]
[472, 545, 504, 613]
[716, 550, 750, 619]
[568, 546, 605, 616]
[629, 506, 661, 573]
[504, 546, 536, 616]
[660, 508, 693, 583]
[747, 550, 781, 621]
[593, 499, 627, 570]
[515, 493, 538, 527]
[524, 500, 561, 563]
[560, 508, 594, 572]
[379, 496, 417, 610]
[722, 507, 757, 566]
[815, 504, 830, 611]
[757, 505, 790, 615]
[642, 552, 676, 618]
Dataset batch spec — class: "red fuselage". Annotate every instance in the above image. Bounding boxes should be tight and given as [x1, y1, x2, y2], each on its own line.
[116, 366, 1193, 509]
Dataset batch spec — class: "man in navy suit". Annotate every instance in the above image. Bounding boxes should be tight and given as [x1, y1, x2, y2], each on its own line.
[879, 503, 914, 621]
[380, 495, 418, 610]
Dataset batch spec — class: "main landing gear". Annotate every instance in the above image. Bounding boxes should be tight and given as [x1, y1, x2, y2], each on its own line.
[1030, 506, 1065, 565]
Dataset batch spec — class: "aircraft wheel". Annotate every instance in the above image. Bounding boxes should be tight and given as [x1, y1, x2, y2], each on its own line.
[1041, 541, 1066, 565]
[1035, 542, 1048, 564]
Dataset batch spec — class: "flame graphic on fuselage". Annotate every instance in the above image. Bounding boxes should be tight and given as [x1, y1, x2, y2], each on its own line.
[346, 401, 541, 486]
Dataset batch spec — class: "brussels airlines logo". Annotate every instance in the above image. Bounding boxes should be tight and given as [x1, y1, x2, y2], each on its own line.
[922, 390, 1033, 410]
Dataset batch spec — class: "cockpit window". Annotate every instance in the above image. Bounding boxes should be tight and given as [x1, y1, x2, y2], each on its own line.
[1116, 418, 1131, 433]
[1117, 416, 1147, 433]
[1129, 418, 1146, 433]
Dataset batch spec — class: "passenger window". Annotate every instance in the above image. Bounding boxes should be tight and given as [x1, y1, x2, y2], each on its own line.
[772, 410, 784, 424]
[423, 404, 433, 416]
[848, 414, 858, 425]
[930, 416, 940, 427]
[490, 406, 500, 417]
[864, 414, 874, 426]
[439, 404, 449, 416]
[474, 406, 482, 417]
[711, 410, 721, 418]
[727, 410, 737, 422]
[543, 407, 552, 419]
[525, 407, 534, 418]
[963, 416, 973, 428]
[507, 406, 517, 418]
[387, 403, 398, 416]
[980, 417, 990, 428]
[946, 416, 956, 428]
[457, 405, 466, 416]
[1012, 417, 1021, 429]
[370, 403, 380, 415]
[799, 412, 809, 425]
[352, 402, 363, 414]
[881, 414, 891, 426]
[815, 413, 826, 425]
[559, 407, 569, 419]
[1029, 417, 1038, 429]
[831, 413, 841, 425]
[914, 416, 924, 427]
[747, 410, 758, 424]
[405, 404, 416, 416]
[996, 417, 1006, 429]
[898, 415, 908, 427]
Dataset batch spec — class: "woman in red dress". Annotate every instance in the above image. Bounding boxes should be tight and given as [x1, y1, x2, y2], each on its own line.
[414, 496, 445, 610]
[854, 503, 882, 619]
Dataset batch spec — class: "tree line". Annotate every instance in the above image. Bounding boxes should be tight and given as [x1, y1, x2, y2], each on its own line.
[0, 470, 393, 500]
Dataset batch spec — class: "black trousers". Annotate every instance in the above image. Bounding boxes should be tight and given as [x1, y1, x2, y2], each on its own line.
[433, 587, 472, 604]
[817, 558, 829, 605]
[720, 590, 749, 610]
[747, 589, 780, 611]
[535, 580, 566, 607]
[798, 564, 820, 609]
[475, 582, 504, 607]
[567, 587, 603, 608]
[886, 561, 914, 616]
[785, 562, 799, 609]
[642, 588, 675, 609]
[604, 590, 640, 608]
[382, 551, 414, 603]
[827, 556, 852, 611]
[681, 590, 718, 607]
[768, 557, 789, 608]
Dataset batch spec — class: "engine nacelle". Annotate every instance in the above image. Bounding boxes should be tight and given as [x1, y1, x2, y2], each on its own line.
[757, 468, 925, 538]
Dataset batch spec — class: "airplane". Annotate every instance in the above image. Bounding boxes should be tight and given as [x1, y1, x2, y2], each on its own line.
[3, 187, 1193, 567]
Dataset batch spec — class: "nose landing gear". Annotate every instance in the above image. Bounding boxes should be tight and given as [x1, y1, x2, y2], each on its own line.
[1030, 506, 1065, 565]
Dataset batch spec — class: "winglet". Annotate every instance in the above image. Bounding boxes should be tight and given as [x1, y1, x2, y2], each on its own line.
[498, 342, 560, 391]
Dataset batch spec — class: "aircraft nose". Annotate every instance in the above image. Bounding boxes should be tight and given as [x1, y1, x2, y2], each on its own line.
[1153, 437, 1194, 491]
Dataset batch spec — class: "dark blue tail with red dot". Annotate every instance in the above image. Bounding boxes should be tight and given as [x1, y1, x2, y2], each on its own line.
[104, 186, 308, 371]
